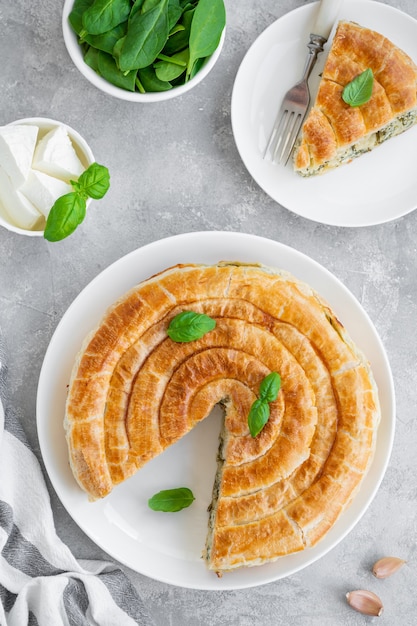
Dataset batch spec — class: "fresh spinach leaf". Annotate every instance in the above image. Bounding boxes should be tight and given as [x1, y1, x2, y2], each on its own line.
[162, 7, 194, 55]
[84, 45, 101, 71]
[187, 0, 225, 78]
[97, 50, 136, 90]
[167, 310, 216, 342]
[154, 48, 188, 81]
[44, 193, 86, 242]
[82, 0, 131, 35]
[84, 21, 127, 54]
[148, 487, 195, 512]
[112, 34, 126, 65]
[141, 0, 181, 27]
[179, 0, 198, 9]
[137, 65, 172, 91]
[188, 55, 204, 80]
[167, 0, 182, 30]
[129, 0, 146, 20]
[69, 0, 95, 35]
[169, 23, 185, 36]
[141, 0, 161, 10]
[118, 0, 170, 71]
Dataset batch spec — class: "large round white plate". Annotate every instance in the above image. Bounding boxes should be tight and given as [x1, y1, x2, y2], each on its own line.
[231, 0, 417, 227]
[36, 231, 395, 590]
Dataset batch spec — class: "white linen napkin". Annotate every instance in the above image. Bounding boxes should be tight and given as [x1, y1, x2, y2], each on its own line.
[0, 333, 153, 626]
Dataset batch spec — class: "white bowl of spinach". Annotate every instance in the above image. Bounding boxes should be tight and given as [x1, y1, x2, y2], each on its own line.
[63, 0, 226, 102]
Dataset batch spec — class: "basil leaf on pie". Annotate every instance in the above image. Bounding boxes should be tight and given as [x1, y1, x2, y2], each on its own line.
[259, 371, 281, 403]
[167, 310, 216, 342]
[342, 68, 374, 107]
[148, 487, 195, 512]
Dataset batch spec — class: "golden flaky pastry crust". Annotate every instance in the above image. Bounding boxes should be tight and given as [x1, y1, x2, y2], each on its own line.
[64, 262, 380, 573]
[293, 20, 417, 176]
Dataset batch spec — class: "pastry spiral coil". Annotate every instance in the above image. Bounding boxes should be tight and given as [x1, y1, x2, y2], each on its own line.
[65, 262, 380, 572]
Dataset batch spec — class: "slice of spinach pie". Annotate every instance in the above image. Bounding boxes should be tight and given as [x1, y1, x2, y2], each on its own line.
[293, 20, 417, 176]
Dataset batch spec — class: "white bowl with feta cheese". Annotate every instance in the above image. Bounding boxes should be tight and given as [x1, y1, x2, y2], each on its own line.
[0, 117, 94, 237]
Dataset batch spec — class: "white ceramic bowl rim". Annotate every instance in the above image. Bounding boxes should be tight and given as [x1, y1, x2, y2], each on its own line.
[0, 117, 94, 237]
[62, 0, 225, 103]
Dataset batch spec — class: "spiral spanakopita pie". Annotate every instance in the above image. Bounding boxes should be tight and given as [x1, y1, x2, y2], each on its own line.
[65, 262, 380, 574]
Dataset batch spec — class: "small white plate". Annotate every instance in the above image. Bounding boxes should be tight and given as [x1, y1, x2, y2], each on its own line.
[231, 0, 417, 226]
[36, 232, 395, 590]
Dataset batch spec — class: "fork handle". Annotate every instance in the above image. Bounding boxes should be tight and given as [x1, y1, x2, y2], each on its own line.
[300, 34, 327, 84]
[312, 0, 342, 40]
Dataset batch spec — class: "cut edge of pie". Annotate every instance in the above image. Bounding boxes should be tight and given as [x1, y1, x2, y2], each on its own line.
[293, 20, 417, 176]
[64, 262, 381, 574]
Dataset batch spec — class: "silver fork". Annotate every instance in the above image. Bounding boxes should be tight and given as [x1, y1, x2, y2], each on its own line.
[264, 0, 342, 166]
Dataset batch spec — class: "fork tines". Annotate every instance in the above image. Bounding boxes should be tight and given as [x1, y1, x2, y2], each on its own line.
[264, 107, 304, 166]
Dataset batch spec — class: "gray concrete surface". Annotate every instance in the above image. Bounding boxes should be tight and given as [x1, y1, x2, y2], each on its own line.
[1, 0, 417, 624]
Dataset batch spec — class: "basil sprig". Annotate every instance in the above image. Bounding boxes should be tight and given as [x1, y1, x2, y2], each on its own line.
[44, 162, 110, 242]
[248, 371, 281, 438]
[342, 68, 374, 107]
[167, 310, 216, 342]
[148, 487, 195, 512]
[259, 370, 281, 402]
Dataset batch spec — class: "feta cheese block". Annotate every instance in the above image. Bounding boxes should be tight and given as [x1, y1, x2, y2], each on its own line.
[0, 166, 43, 230]
[21, 170, 72, 218]
[32, 125, 85, 182]
[0, 125, 38, 188]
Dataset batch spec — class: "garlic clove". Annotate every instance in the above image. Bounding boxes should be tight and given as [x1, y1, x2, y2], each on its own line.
[346, 590, 384, 616]
[372, 556, 406, 579]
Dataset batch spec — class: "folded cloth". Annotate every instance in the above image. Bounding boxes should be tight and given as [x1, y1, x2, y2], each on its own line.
[0, 334, 153, 626]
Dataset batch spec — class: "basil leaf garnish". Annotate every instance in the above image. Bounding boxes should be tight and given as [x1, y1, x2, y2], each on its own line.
[248, 371, 281, 438]
[44, 192, 86, 242]
[259, 371, 281, 403]
[167, 310, 216, 342]
[76, 162, 110, 199]
[44, 162, 110, 242]
[342, 68, 374, 107]
[148, 487, 195, 512]
[248, 398, 270, 438]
